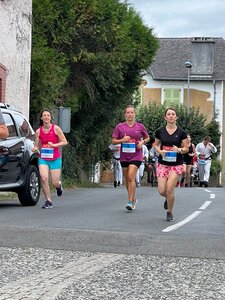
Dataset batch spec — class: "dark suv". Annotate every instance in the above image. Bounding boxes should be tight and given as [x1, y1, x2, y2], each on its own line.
[0, 103, 40, 206]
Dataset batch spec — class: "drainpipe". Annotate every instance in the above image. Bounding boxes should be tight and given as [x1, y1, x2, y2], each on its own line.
[213, 80, 216, 118]
[213, 80, 221, 186]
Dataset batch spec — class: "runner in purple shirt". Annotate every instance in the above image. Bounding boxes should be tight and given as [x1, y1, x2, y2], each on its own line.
[112, 105, 150, 210]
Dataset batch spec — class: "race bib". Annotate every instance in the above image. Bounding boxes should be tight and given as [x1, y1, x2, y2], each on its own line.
[40, 144, 54, 159]
[162, 151, 177, 162]
[198, 159, 206, 165]
[122, 142, 136, 153]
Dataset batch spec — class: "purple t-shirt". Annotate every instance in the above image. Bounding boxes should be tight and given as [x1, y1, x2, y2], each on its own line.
[112, 122, 149, 162]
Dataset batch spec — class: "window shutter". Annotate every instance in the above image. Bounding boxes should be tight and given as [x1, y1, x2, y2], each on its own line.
[164, 88, 181, 107]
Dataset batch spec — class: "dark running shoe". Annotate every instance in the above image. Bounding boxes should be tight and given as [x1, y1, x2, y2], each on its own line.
[56, 182, 63, 196]
[166, 212, 174, 222]
[204, 181, 209, 187]
[118, 181, 120, 186]
[164, 200, 168, 210]
[42, 200, 53, 209]
[114, 181, 117, 188]
[126, 201, 133, 210]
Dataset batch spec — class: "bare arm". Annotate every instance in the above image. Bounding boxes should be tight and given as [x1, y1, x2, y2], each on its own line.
[48, 125, 68, 148]
[112, 135, 131, 145]
[0, 124, 9, 139]
[173, 138, 189, 154]
[153, 138, 163, 156]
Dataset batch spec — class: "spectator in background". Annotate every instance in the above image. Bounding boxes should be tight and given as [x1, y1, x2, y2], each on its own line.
[109, 143, 123, 187]
[136, 143, 149, 187]
[181, 134, 196, 187]
[195, 136, 217, 187]
[0, 108, 9, 139]
[146, 144, 159, 185]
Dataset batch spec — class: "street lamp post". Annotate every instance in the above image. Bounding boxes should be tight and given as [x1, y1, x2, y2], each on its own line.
[185, 60, 192, 113]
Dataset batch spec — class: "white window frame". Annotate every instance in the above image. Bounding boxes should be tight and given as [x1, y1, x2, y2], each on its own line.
[161, 84, 184, 107]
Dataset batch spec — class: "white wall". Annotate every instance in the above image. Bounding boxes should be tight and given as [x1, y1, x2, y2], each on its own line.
[0, 0, 32, 119]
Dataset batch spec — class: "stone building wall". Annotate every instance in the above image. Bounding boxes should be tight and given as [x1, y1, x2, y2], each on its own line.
[0, 0, 32, 118]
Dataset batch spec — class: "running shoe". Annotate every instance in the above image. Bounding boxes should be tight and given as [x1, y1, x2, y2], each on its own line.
[164, 199, 168, 210]
[132, 198, 138, 209]
[56, 182, 63, 196]
[126, 201, 133, 210]
[166, 212, 174, 222]
[42, 200, 53, 209]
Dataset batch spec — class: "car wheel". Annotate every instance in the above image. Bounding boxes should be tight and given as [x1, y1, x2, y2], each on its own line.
[18, 165, 40, 206]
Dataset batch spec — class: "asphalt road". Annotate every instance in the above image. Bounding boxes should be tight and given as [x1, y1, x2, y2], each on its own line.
[0, 185, 224, 299]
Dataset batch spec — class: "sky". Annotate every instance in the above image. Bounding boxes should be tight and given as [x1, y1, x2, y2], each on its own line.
[128, 0, 225, 39]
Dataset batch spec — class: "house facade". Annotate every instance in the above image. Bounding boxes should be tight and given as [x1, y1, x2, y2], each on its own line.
[141, 37, 225, 185]
[0, 0, 32, 118]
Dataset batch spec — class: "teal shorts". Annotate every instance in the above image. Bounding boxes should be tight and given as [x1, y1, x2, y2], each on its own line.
[38, 157, 62, 170]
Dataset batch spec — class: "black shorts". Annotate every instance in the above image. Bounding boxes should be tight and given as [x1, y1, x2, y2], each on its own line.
[120, 160, 142, 168]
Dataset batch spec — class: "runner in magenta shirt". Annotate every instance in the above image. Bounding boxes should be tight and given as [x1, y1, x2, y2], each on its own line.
[32, 109, 68, 209]
[112, 105, 150, 211]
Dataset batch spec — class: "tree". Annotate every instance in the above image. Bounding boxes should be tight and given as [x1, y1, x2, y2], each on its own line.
[31, 0, 159, 180]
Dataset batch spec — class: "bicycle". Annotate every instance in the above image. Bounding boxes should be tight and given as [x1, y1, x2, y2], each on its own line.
[190, 164, 199, 187]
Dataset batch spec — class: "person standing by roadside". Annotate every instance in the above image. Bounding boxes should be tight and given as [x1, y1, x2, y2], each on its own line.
[32, 109, 68, 209]
[109, 143, 123, 187]
[154, 108, 189, 221]
[112, 105, 150, 210]
[135, 143, 149, 187]
[182, 134, 195, 187]
[195, 136, 217, 187]
[0, 108, 9, 139]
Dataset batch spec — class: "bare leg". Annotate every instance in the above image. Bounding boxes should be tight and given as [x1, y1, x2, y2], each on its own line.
[165, 172, 180, 214]
[158, 172, 180, 214]
[123, 165, 138, 202]
[39, 164, 51, 201]
[127, 165, 138, 201]
[50, 169, 61, 188]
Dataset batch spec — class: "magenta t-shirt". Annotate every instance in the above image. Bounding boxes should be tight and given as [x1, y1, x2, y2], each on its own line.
[39, 124, 61, 160]
[112, 122, 149, 162]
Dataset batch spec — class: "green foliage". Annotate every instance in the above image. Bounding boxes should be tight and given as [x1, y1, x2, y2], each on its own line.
[205, 119, 221, 149]
[137, 103, 208, 145]
[210, 157, 222, 176]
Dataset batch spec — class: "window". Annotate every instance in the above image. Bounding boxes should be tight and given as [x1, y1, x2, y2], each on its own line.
[163, 87, 181, 107]
[3, 113, 17, 137]
[13, 113, 34, 138]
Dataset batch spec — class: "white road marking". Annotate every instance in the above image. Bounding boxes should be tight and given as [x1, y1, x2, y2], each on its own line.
[163, 189, 216, 233]
[199, 200, 212, 210]
[162, 211, 202, 233]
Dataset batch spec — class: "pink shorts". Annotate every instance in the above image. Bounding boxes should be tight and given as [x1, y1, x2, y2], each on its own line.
[156, 163, 183, 178]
